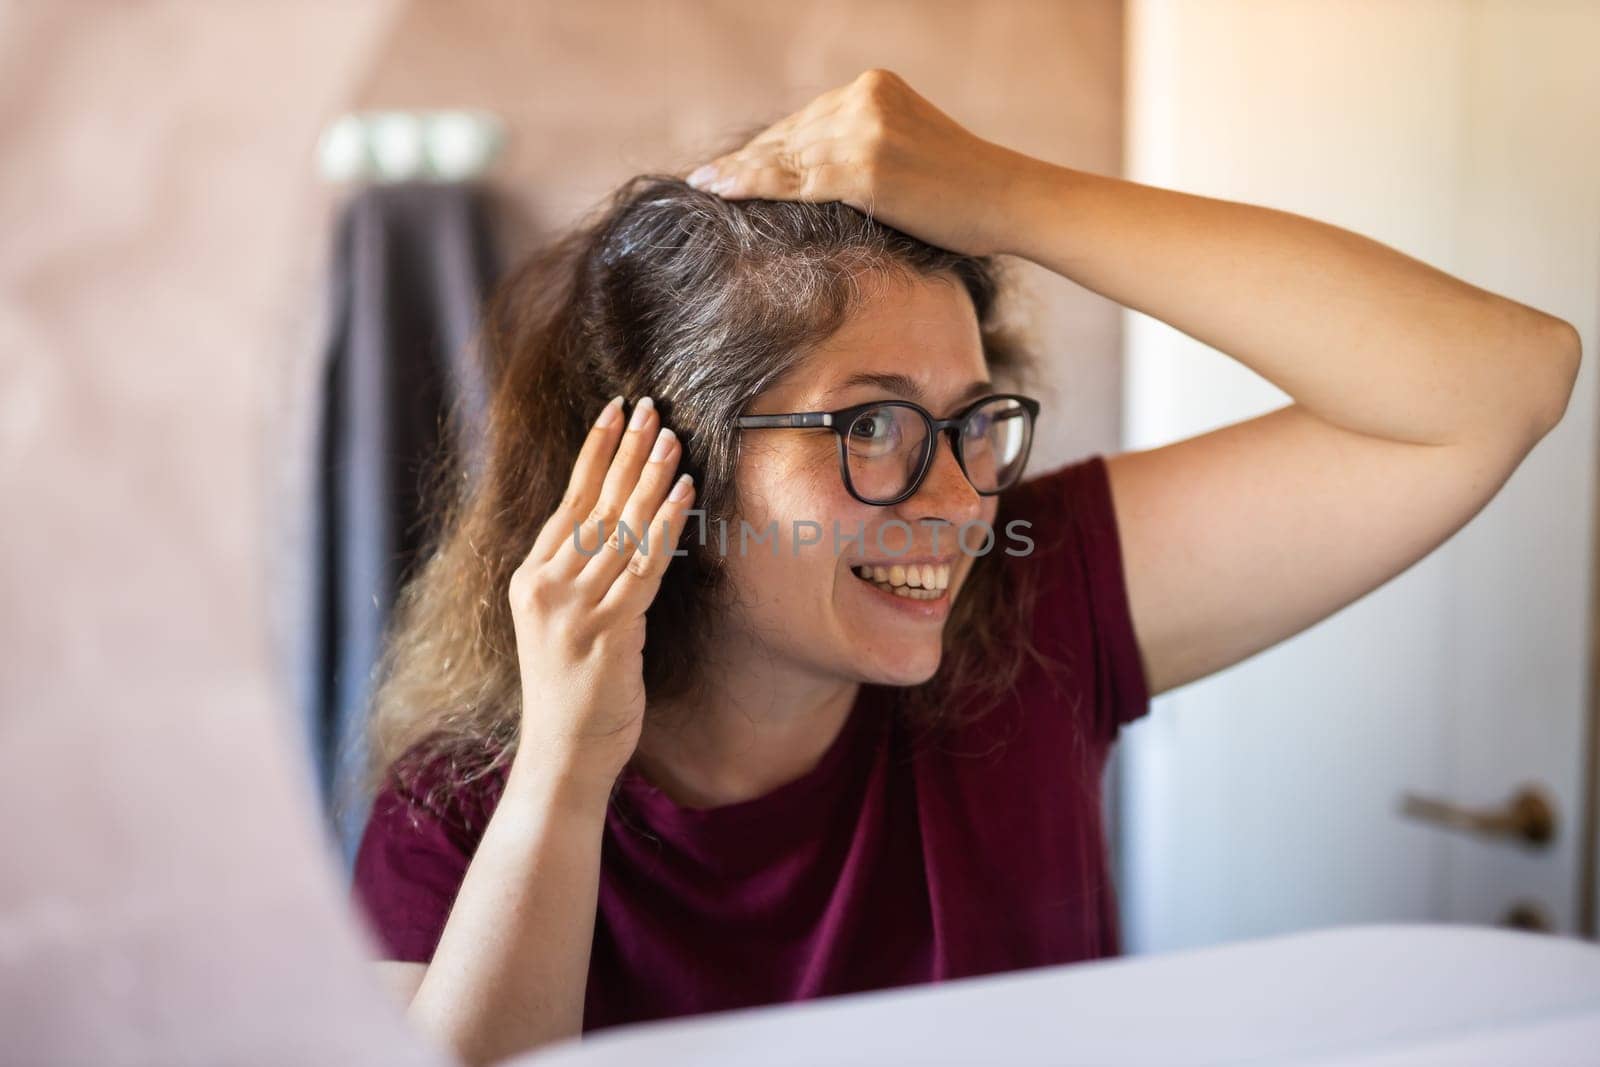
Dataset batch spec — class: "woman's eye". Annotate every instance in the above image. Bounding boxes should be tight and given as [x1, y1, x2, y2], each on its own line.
[851, 413, 893, 440]
[848, 410, 902, 454]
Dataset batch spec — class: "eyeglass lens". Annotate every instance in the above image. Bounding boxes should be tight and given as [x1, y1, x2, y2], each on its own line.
[843, 397, 1032, 502]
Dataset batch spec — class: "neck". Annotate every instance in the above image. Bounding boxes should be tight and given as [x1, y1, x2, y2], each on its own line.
[632, 626, 860, 810]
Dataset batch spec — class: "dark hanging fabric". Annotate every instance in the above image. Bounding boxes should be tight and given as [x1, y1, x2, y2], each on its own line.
[307, 182, 503, 868]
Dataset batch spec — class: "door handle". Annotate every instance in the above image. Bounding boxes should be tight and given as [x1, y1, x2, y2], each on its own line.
[1398, 783, 1557, 847]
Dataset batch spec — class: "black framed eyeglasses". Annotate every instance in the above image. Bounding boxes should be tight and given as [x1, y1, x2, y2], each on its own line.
[736, 393, 1041, 506]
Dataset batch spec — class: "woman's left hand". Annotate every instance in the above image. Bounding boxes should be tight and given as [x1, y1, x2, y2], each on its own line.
[685, 69, 1037, 258]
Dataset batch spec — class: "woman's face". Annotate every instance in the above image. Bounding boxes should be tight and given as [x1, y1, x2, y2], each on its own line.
[726, 270, 999, 687]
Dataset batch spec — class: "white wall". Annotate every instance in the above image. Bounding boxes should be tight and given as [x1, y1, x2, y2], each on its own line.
[1117, 0, 1600, 951]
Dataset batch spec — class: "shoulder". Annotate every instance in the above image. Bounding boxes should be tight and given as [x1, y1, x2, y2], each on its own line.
[992, 453, 1119, 617]
[995, 453, 1151, 743]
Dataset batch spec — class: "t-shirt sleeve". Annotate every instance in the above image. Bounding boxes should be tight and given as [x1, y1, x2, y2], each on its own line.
[348, 757, 483, 963]
[1004, 453, 1151, 744]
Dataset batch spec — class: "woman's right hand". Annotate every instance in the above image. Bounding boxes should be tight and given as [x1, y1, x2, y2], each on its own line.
[506, 394, 696, 803]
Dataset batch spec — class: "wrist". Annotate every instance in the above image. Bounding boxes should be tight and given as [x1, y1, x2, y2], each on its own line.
[989, 151, 1085, 268]
[504, 746, 618, 821]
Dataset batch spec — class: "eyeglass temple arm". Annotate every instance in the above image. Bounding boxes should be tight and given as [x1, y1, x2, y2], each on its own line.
[736, 413, 834, 428]
[738, 399, 1035, 430]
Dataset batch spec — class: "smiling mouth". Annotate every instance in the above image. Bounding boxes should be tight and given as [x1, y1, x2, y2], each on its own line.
[850, 562, 951, 600]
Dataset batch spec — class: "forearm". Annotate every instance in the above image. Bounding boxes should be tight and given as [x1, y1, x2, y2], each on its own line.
[1001, 155, 1581, 445]
[407, 757, 610, 1065]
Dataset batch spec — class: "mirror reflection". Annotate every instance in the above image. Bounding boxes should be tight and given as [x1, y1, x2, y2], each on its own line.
[9, 3, 1598, 1064]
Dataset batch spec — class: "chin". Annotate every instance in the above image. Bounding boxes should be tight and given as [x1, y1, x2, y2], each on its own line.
[861, 641, 943, 688]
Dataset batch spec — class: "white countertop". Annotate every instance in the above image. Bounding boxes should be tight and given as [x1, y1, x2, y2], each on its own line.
[522, 924, 1600, 1066]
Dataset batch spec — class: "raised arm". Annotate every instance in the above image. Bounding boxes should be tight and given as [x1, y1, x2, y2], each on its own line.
[1003, 161, 1579, 449]
[998, 136, 1578, 697]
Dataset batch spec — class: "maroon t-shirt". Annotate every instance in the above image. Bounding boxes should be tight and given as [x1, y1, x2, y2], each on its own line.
[350, 453, 1151, 1033]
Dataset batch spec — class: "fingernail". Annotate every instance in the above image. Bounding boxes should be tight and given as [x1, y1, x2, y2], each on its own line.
[595, 394, 623, 428]
[669, 473, 694, 501]
[628, 395, 655, 431]
[686, 164, 716, 188]
[650, 427, 676, 461]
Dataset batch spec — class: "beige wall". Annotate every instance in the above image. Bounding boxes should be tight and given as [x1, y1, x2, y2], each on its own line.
[0, 3, 1122, 1053]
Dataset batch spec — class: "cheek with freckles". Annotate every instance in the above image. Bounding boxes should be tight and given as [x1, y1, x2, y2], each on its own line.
[722, 453, 858, 642]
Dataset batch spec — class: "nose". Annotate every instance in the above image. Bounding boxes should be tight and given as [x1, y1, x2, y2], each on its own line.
[901, 430, 983, 527]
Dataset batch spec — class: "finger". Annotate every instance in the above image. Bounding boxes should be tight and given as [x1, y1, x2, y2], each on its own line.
[734, 136, 850, 174]
[548, 395, 662, 580]
[712, 157, 869, 207]
[526, 394, 625, 565]
[573, 423, 683, 598]
[597, 471, 697, 620]
[696, 128, 840, 188]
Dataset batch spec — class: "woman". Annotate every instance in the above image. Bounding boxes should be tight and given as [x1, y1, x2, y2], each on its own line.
[350, 70, 1579, 1063]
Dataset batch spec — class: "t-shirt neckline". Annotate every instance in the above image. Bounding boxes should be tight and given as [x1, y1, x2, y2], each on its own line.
[613, 682, 884, 834]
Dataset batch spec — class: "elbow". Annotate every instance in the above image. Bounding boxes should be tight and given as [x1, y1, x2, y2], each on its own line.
[1524, 314, 1583, 440]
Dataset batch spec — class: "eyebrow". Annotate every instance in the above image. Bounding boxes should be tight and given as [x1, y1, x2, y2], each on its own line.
[822, 371, 995, 409]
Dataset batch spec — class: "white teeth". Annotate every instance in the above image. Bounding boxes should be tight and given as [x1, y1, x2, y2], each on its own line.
[852, 561, 953, 599]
